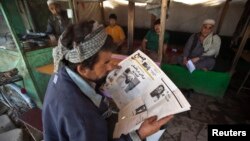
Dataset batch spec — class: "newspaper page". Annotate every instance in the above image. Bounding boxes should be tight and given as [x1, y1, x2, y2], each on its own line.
[103, 50, 191, 138]
[186, 60, 196, 73]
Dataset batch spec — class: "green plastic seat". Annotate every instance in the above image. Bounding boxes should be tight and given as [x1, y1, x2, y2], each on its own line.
[161, 64, 231, 98]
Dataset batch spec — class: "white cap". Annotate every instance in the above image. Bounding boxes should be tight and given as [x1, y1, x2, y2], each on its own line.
[203, 19, 216, 25]
[47, 0, 58, 5]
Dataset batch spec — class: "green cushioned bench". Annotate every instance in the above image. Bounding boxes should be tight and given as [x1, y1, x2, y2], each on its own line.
[161, 64, 231, 98]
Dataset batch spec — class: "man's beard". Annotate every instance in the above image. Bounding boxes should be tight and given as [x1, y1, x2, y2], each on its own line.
[94, 75, 108, 93]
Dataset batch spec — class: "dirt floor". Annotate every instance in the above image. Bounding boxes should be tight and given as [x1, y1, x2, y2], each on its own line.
[159, 86, 250, 141]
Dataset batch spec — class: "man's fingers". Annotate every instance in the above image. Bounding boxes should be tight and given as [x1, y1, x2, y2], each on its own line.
[116, 65, 122, 69]
[146, 115, 157, 123]
[157, 115, 174, 127]
[110, 64, 121, 70]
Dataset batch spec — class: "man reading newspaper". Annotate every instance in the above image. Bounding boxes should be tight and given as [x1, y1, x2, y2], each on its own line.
[43, 21, 175, 141]
[104, 50, 191, 138]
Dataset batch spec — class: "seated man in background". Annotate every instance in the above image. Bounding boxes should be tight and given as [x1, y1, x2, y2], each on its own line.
[177, 19, 221, 71]
[105, 13, 126, 51]
[46, 0, 70, 41]
[141, 19, 170, 60]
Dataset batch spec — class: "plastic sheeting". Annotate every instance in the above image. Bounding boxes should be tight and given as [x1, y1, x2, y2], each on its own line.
[76, 0, 160, 3]
[76, 2, 102, 23]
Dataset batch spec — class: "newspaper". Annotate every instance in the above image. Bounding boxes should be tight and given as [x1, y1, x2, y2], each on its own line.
[186, 60, 196, 73]
[103, 50, 191, 138]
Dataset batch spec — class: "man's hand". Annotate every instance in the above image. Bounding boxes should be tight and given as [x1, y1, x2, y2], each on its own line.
[141, 39, 148, 53]
[191, 57, 200, 63]
[110, 63, 121, 70]
[183, 57, 188, 65]
[48, 34, 57, 44]
[144, 49, 152, 55]
[137, 115, 173, 140]
[116, 40, 124, 47]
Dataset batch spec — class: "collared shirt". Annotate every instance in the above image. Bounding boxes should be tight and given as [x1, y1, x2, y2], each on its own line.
[65, 67, 141, 141]
[43, 66, 141, 141]
[65, 67, 102, 107]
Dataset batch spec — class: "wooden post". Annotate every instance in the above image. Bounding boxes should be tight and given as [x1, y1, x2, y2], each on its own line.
[128, 1, 135, 54]
[99, 0, 105, 24]
[230, 23, 250, 75]
[216, 0, 231, 34]
[68, 0, 76, 24]
[229, 0, 250, 48]
[158, 0, 168, 64]
[72, 0, 78, 23]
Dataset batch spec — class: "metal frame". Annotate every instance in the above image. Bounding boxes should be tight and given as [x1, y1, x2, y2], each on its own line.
[0, 1, 41, 103]
[230, 23, 250, 75]
[237, 69, 250, 94]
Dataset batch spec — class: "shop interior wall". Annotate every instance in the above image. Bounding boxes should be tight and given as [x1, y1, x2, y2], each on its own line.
[103, 1, 246, 36]
[25, 1, 246, 37]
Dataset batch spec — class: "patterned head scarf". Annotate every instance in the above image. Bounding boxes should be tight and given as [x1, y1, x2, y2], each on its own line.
[52, 21, 108, 72]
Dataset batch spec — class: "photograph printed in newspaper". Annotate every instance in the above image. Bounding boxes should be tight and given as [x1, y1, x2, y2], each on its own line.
[103, 50, 191, 138]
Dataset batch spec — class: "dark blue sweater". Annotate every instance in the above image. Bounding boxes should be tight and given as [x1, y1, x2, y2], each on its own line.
[42, 67, 134, 141]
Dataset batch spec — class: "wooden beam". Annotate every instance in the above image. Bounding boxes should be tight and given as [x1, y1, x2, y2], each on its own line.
[72, 0, 78, 23]
[128, 1, 135, 54]
[230, 0, 250, 47]
[99, 0, 105, 24]
[68, 0, 76, 24]
[216, 0, 231, 34]
[239, 0, 250, 37]
[230, 23, 250, 75]
[158, 0, 168, 64]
